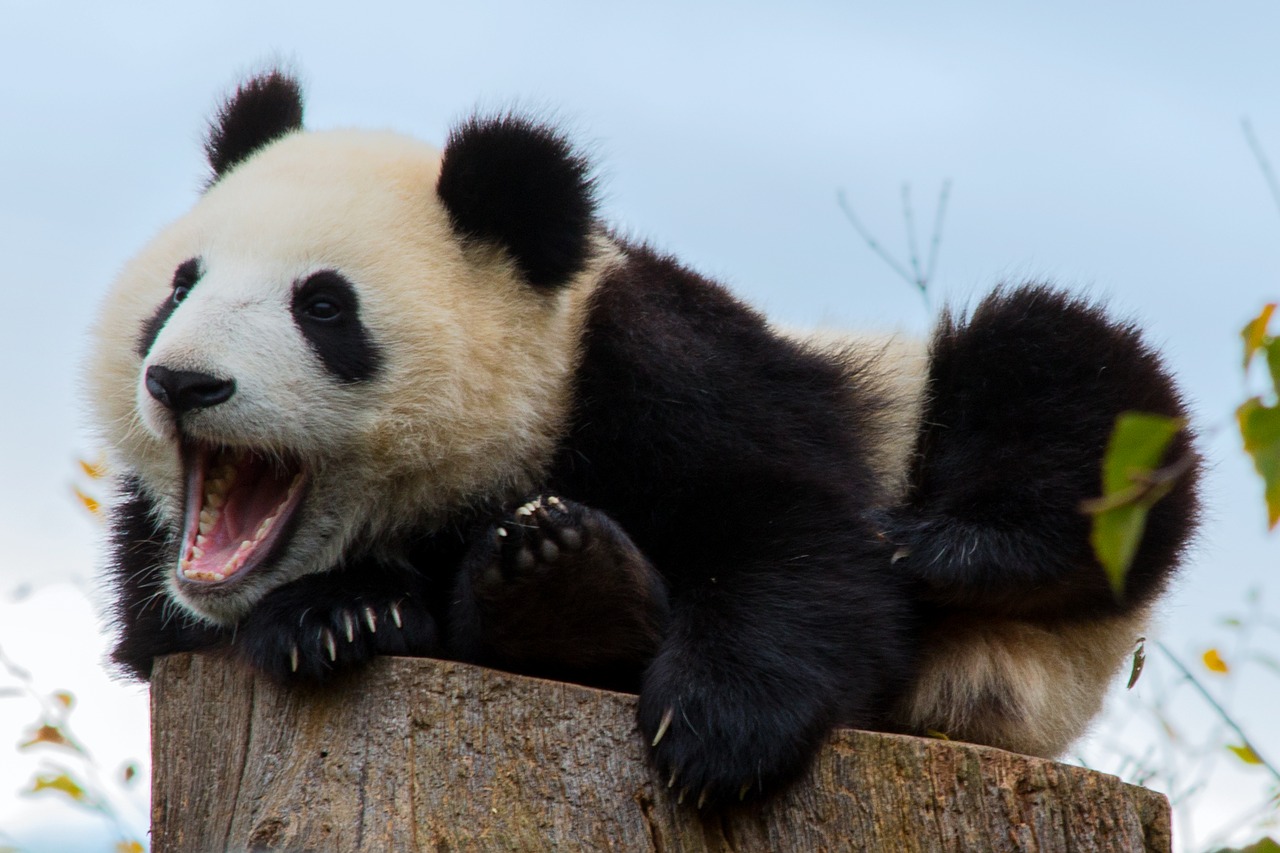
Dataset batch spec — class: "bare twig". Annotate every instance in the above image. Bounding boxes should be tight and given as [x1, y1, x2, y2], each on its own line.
[902, 184, 923, 286]
[837, 180, 951, 308]
[836, 189, 917, 286]
[1242, 118, 1280, 221]
[1155, 639, 1280, 786]
[925, 180, 952, 287]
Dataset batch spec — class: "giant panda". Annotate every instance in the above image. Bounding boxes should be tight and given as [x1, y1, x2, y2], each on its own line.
[88, 71, 1199, 808]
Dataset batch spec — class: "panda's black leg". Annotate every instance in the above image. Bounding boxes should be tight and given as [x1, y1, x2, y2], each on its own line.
[448, 495, 669, 691]
[877, 284, 1198, 616]
[232, 558, 440, 682]
[635, 537, 915, 809]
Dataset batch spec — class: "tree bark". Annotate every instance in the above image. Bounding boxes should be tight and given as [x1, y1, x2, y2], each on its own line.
[150, 653, 1170, 852]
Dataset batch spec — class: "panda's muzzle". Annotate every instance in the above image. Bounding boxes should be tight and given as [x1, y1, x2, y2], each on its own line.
[145, 365, 236, 414]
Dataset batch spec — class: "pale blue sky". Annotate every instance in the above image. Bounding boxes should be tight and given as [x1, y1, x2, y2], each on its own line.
[1, 2, 1277, 849]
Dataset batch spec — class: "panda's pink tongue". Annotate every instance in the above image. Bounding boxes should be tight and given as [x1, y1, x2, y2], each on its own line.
[180, 449, 299, 583]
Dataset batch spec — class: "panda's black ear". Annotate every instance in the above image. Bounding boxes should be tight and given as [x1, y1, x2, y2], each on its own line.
[204, 71, 305, 181]
[437, 115, 598, 289]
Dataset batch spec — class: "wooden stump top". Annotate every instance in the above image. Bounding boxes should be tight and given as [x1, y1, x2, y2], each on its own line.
[150, 653, 1169, 852]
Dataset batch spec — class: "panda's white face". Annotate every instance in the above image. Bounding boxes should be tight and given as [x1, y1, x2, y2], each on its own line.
[90, 129, 606, 624]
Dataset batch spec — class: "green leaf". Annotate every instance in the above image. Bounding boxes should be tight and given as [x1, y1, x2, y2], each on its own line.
[1242, 303, 1276, 371]
[1214, 837, 1280, 853]
[1238, 397, 1280, 530]
[1267, 338, 1280, 393]
[1086, 412, 1185, 595]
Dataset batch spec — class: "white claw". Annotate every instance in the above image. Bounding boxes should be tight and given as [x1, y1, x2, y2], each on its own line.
[891, 547, 912, 565]
[363, 606, 377, 633]
[652, 706, 674, 747]
[343, 612, 355, 643]
[390, 602, 403, 629]
[290, 646, 299, 673]
[323, 629, 337, 661]
[496, 527, 508, 538]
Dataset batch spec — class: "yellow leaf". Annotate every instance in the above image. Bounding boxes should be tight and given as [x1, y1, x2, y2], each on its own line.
[28, 773, 87, 802]
[19, 724, 73, 750]
[52, 690, 74, 710]
[115, 841, 145, 853]
[73, 486, 100, 516]
[1203, 648, 1230, 674]
[78, 457, 107, 480]
[1228, 743, 1264, 765]
[1243, 303, 1277, 370]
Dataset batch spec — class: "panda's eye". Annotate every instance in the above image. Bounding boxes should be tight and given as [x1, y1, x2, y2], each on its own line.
[303, 297, 342, 322]
[171, 257, 201, 305]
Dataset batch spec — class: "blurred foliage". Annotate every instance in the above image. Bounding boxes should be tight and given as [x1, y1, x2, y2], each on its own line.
[1, 641, 145, 852]
[1238, 303, 1280, 530]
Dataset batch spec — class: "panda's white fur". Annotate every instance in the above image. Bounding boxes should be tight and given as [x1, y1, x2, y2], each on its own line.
[92, 129, 618, 623]
[93, 73, 1197, 804]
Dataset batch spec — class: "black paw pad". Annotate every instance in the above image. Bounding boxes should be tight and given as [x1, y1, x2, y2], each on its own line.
[485, 495, 588, 586]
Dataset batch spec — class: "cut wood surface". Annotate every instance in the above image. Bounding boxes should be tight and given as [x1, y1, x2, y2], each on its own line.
[150, 653, 1170, 852]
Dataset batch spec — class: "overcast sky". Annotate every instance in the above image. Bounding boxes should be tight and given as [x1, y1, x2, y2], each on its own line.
[2, 2, 1278, 849]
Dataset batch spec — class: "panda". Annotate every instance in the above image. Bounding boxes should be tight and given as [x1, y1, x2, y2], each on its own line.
[88, 70, 1198, 808]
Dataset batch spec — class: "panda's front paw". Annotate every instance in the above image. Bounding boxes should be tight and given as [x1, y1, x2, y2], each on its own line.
[233, 572, 439, 682]
[638, 666, 824, 809]
[450, 495, 668, 679]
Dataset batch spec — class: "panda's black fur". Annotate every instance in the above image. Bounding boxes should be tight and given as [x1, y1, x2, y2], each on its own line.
[95, 72, 1198, 808]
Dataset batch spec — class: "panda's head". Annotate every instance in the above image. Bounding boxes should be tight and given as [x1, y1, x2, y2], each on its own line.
[89, 72, 610, 625]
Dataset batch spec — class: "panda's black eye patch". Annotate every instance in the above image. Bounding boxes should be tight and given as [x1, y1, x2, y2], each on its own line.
[291, 270, 382, 383]
[136, 257, 202, 357]
[172, 257, 201, 304]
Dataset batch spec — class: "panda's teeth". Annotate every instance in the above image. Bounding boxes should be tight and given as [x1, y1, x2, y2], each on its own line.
[191, 545, 205, 559]
[206, 492, 225, 510]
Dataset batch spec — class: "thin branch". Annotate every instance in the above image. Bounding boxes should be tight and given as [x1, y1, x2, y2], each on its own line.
[1242, 118, 1280, 221]
[838, 180, 951, 309]
[1155, 639, 1280, 786]
[925, 180, 952, 287]
[902, 183, 924, 286]
[836, 189, 918, 286]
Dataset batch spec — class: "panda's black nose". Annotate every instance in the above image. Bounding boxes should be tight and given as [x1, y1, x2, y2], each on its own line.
[145, 365, 236, 413]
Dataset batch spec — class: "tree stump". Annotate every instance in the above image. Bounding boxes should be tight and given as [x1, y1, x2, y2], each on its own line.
[150, 653, 1170, 852]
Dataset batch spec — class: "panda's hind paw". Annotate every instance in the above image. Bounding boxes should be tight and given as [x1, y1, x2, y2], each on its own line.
[489, 494, 584, 583]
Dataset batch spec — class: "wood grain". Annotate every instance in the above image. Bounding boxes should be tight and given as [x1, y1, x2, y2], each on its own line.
[151, 653, 1170, 852]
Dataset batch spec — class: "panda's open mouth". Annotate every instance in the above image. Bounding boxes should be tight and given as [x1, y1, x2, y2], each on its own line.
[176, 444, 307, 586]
